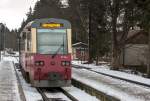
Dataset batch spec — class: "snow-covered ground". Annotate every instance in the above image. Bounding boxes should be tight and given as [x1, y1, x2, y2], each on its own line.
[16, 70, 43, 101]
[72, 61, 150, 86]
[45, 91, 71, 101]
[63, 86, 99, 101]
[2, 52, 150, 101]
[72, 68, 150, 101]
[72, 60, 150, 101]
[0, 61, 21, 101]
[1, 52, 100, 101]
[2, 52, 43, 101]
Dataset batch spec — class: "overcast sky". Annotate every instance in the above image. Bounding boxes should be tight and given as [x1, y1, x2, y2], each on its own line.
[0, 0, 38, 29]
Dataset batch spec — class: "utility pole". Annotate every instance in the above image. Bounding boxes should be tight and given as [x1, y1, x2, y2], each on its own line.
[3, 24, 5, 51]
[18, 36, 21, 64]
[0, 23, 3, 61]
[88, 1, 93, 63]
[2, 24, 6, 56]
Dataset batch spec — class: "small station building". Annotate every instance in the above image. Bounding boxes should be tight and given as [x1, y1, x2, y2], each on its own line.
[119, 30, 148, 73]
[72, 42, 89, 61]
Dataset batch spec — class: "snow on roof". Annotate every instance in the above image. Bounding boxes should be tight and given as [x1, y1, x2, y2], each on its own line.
[72, 42, 88, 47]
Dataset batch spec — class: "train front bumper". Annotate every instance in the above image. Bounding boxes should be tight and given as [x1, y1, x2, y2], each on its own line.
[31, 79, 71, 87]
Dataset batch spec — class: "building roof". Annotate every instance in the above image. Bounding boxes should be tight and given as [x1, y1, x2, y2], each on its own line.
[124, 30, 148, 44]
[127, 30, 144, 39]
[72, 42, 88, 48]
[117, 29, 148, 41]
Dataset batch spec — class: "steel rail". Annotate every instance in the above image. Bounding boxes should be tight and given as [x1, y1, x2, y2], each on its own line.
[37, 88, 50, 101]
[59, 88, 78, 101]
[37, 87, 79, 101]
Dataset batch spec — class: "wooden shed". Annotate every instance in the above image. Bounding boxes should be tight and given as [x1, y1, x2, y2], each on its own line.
[120, 30, 148, 69]
[72, 42, 89, 61]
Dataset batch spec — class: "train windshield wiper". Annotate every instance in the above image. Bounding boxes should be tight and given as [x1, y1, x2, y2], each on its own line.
[51, 44, 63, 58]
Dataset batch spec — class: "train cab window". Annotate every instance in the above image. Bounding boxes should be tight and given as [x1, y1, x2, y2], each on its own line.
[37, 29, 68, 54]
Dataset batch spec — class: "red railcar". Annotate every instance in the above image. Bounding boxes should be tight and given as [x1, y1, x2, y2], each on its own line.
[19, 18, 72, 87]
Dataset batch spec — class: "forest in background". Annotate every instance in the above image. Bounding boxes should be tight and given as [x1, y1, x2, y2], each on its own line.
[1, 0, 150, 75]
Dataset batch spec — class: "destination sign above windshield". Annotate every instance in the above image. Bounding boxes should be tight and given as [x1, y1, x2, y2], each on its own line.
[41, 23, 63, 28]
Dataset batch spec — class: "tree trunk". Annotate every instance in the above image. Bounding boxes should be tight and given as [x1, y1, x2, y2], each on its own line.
[111, 46, 120, 70]
[88, 2, 93, 63]
[110, 0, 120, 70]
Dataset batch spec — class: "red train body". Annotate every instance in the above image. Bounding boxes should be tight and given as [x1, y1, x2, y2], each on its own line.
[20, 18, 72, 87]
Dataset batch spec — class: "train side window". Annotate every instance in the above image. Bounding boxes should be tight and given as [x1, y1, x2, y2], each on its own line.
[20, 39, 25, 51]
[22, 32, 26, 40]
[27, 33, 31, 51]
[27, 41, 31, 51]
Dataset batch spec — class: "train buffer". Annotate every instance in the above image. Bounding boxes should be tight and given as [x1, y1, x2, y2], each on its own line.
[0, 61, 21, 101]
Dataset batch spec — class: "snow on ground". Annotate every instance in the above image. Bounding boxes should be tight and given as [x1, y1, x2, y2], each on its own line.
[2, 55, 19, 63]
[1, 51, 19, 63]
[72, 60, 150, 86]
[16, 70, 42, 101]
[45, 86, 99, 101]
[0, 61, 21, 101]
[63, 86, 99, 101]
[45, 90, 71, 101]
[2, 53, 150, 101]
[72, 68, 150, 101]
[1, 53, 42, 101]
[1, 52, 100, 101]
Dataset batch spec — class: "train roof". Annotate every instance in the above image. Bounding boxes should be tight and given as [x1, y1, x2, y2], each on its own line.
[20, 18, 71, 37]
[25, 18, 71, 29]
[32, 18, 71, 28]
[24, 21, 33, 30]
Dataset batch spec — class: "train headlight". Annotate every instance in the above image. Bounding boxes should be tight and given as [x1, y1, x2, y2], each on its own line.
[65, 61, 70, 66]
[61, 61, 70, 66]
[35, 61, 40, 66]
[35, 61, 44, 66]
[39, 61, 44, 66]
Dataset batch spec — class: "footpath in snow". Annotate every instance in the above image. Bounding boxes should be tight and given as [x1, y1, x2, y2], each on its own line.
[0, 61, 21, 101]
[2, 54, 43, 101]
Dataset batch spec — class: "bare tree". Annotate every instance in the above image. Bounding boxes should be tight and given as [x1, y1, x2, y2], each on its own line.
[106, 0, 136, 69]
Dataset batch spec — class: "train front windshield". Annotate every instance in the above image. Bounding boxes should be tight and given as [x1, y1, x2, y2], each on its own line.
[37, 29, 68, 54]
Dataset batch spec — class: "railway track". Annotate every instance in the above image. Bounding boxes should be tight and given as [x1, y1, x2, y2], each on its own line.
[71, 66, 120, 101]
[72, 64, 150, 88]
[12, 56, 99, 101]
[71, 79, 120, 101]
[37, 88, 49, 101]
[71, 64, 150, 101]
[37, 88, 78, 101]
